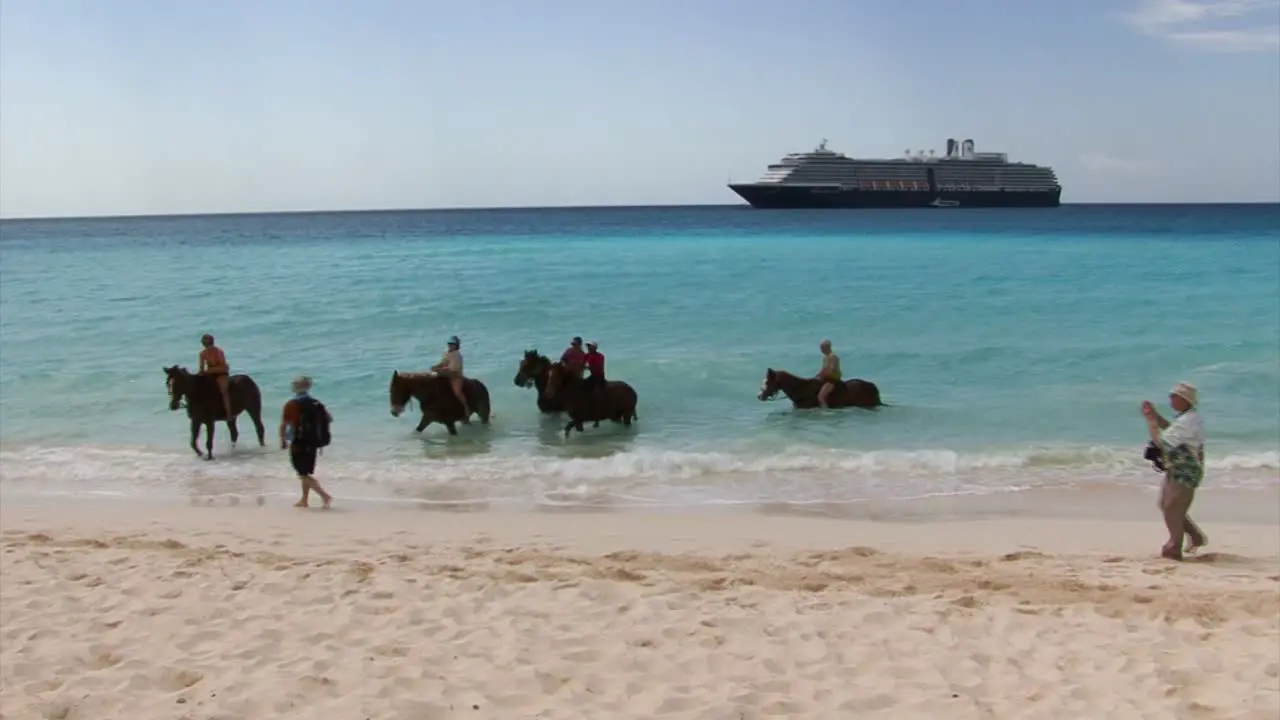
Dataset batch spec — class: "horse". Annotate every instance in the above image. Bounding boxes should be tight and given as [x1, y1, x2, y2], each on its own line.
[388, 370, 491, 435]
[163, 365, 267, 460]
[545, 361, 638, 438]
[757, 368, 884, 410]
[513, 349, 566, 413]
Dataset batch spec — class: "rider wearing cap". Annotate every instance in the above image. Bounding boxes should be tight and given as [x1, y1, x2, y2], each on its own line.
[561, 336, 586, 377]
[431, 335, 470, 420]
[583, 340, 606, 401]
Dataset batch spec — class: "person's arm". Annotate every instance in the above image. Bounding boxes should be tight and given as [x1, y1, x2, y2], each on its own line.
[198, 351, 207, 373]
[279, 401, 294, 449]
[1141, 401, 1170, 429]
[1144, 413, 1163, 446]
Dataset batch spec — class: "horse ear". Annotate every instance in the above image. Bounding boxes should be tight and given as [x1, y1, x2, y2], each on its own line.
[392, 370, 399, 378]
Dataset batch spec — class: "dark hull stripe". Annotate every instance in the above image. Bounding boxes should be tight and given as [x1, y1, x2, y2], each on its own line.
[728, 185, 1062, 209]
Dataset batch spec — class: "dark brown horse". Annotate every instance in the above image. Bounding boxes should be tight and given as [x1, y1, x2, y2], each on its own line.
[388, 371, 491, 435]
[545, 361, 638, 438]
[513, 349, 566, 413]
[163, 365, 266, 460]
[757, 368, 884, 410]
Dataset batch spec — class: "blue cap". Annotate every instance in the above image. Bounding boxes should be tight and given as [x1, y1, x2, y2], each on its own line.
[448, 335, 460, 346]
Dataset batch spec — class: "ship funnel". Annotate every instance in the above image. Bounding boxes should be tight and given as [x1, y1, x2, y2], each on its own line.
[962, 139, 975, 157]
[946, 138, 957, 157]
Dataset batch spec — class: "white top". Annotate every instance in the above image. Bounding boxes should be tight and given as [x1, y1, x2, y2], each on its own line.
[439, 348, 463, 374]
[1161, 409, 1204, 452]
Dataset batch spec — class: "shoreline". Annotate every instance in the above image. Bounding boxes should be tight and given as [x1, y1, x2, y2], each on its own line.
[4, 494, 1278, 718]
[3, 480, 1277, 525]
[3, 495, 1280, 556]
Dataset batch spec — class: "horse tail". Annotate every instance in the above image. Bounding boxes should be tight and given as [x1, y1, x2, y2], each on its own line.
[241, 376, 263, 414]
[625, 383, 638, 421]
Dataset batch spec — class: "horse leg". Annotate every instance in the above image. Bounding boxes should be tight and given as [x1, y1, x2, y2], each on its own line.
[227, 415, 240, 447]
[250, 409, 266, 446]
[416, 415, 430, 433]
[445, 421, 458, 436]
[563, 419, 575, 438]
[204, 421, 215, 460]
[189, 417, 203, 457]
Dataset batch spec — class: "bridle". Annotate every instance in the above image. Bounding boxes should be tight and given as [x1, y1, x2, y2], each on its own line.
[166, 376, 189, 410]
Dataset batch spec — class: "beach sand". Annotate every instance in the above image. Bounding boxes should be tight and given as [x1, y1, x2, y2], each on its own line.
[2, 497, 1278, 720]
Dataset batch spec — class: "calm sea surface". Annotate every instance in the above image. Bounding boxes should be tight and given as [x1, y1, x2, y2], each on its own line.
[1, 205, 1277, 510]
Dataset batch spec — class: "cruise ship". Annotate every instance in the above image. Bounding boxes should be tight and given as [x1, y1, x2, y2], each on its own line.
[728, 138, 1062, 209]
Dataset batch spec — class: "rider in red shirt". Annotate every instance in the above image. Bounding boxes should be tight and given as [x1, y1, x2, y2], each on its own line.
[584, 341, 606, 399]
[560, 336, 586, 377]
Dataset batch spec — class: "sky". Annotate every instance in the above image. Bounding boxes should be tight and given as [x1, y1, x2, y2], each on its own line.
[1, 0, 1278, 218]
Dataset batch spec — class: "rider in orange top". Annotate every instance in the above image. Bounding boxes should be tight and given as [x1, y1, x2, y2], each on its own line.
[198, 334, 233, 419]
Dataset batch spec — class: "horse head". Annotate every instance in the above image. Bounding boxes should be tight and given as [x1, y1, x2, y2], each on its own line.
[544, 361, 567, 399]
[515, 349, 547, 389]
[388, 370, 414, 417]
[163, 365, 190, 411]
[758, 368, 787, 402]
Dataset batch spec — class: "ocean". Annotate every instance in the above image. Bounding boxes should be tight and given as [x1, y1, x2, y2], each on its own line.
[1, 205, 1277, 513]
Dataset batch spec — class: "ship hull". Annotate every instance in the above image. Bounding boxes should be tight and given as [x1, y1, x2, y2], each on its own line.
[728, 184, 1062, 209]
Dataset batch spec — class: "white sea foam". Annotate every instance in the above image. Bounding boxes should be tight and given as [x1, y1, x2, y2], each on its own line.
[2, 442, 1274, 511]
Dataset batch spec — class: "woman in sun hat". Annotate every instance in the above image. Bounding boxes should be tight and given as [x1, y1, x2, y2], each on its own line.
[1141, 381, 1207, 560]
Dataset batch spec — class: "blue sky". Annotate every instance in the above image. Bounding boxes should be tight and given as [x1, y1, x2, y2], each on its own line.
[1, 0, 1277, 217]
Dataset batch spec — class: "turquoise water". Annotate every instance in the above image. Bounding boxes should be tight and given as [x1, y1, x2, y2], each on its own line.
[1, 205, 1277, 509]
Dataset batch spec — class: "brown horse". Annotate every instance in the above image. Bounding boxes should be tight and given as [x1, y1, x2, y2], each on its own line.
[757, 368, 884, 410]
[545, 361, 638, 438]
[163, 365, 267, 460]
[513, 349, 566, 414]
[388, 371, 491, 435]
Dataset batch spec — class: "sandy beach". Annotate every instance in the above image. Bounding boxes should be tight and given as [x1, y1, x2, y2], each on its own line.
[2, 497, 1278, 720]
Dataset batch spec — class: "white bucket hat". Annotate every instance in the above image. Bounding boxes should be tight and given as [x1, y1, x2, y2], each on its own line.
[1169, 381, 1197, 407]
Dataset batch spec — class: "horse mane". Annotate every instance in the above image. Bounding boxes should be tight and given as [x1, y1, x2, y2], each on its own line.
[770, 368, 819, 388]
[394, 370, 434, 381]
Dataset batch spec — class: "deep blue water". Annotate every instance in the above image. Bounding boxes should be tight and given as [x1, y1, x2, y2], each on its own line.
[1, 204, 1277, 509]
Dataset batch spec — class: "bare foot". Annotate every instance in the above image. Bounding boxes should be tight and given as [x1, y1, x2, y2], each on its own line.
[321, 497, 332, 510]
[1185, 536, 1208, 555]
[294, 500, 309, 508]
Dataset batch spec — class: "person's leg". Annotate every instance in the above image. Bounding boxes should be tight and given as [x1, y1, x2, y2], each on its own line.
[305, 459, 332, 509]
[1182, 489, 1207, 552]
[450, 375, 471, 419]
[290, 446, 313, 507]
[216, 375, 232, 418]
[1159, 480, 1193, 559]
[818, 382, 833, 408]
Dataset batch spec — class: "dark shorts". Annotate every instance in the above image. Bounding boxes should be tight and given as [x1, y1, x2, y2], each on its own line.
[290, 444, 317, 476]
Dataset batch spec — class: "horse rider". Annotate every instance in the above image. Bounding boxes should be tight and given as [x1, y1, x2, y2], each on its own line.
[584, 340, 607, 404]
[198, 333, 234, 419]
[816, 339, 842, 408]
[431, 335, 471, 420]
[561, 336, 586, 377]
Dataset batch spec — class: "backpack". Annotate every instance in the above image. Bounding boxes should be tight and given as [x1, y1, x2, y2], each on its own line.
[294, 396, 332, 448]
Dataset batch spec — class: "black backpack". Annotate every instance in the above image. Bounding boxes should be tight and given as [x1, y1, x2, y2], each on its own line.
[295, 396, 332, 448]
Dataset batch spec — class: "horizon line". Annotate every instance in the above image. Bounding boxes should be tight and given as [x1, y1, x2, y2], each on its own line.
[3, 200, 1279, 223]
